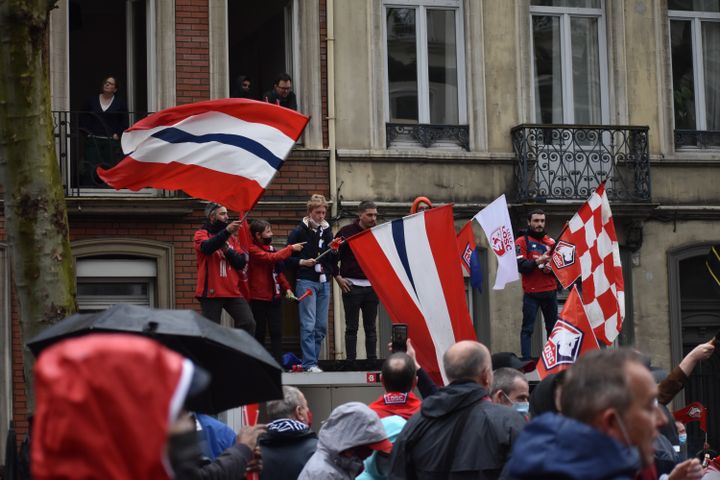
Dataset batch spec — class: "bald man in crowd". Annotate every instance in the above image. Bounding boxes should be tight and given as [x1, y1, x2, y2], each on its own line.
[389, 341, 525, 479]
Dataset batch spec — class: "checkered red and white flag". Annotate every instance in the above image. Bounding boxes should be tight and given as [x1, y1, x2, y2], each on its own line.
[550, 182, 625, 345]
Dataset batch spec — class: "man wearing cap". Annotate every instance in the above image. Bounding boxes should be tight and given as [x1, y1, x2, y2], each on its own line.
[194, 203, 255, 333]
[299, 402, 393, 480]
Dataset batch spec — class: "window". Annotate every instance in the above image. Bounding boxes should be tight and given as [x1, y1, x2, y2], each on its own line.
[76, 259, 156, 312]
[669, 1, 720, 148]
[530, 0, 609, 124]
[385, 1, 466, 125]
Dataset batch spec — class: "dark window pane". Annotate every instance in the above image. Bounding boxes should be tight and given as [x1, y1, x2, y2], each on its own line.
[668, 0, 720, 12]
[77, 282, 148, 296]
[533, 15, 563, 123]
[387, 8, 418, 123]
[531, 0, 600, 7]
[702, 21, 720, 130]
[671, 20, 697, 129]
[427, 9, 458, 124]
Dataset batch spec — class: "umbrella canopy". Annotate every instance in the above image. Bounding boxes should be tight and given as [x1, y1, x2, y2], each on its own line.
[27, 304, 282, 414]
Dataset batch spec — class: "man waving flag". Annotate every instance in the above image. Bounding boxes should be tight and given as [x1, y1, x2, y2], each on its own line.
[98, 99, 309, 212]
[347, 205, 476, 384]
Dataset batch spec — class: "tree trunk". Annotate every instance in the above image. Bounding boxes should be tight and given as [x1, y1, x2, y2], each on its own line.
[0, 0, 76, 411]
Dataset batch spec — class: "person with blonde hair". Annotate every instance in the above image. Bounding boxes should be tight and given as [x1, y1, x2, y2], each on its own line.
[287, 194, 334, 372]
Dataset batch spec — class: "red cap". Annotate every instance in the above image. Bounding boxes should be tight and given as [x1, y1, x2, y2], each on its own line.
[367, 438, 394, 454]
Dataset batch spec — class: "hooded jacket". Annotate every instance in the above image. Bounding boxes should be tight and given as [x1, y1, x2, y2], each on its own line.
[299, 402, 390, 480]
[506, 413, 642, 480]
[389, 382, 525, 480]
[258, 418, 318, 480]
[32, 334, 194, 480]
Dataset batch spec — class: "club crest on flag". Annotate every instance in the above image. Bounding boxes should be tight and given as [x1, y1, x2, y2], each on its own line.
[462, 243, 473, 268]
[490, 225, 513, 257]
[687, 406, 703, 419]
[542, 320, 584, 370]
[552, 241, 576, 269]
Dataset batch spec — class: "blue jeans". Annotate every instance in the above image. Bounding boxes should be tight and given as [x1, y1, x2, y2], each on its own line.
[520, 291, 558, 360]
[296, 279, 330, 369]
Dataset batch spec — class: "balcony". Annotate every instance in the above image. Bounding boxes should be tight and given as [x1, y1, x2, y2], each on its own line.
[511, 124, 651, 202]
[53, 110, 182, 198]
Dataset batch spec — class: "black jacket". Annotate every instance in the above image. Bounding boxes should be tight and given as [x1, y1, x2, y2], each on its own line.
[287, 218, 335, 282]
[168, 430, 253, 480]
[258, 420, 318, 480]
[389, 382, 525, 480]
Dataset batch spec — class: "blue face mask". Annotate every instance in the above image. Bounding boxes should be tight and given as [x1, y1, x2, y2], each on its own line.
[513, 402, 530, 415]
[678, 433, 688, 445]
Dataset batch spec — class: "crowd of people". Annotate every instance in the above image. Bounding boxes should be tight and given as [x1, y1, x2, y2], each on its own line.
[194, 194, 381, 371]
[23, 330, 719, 480]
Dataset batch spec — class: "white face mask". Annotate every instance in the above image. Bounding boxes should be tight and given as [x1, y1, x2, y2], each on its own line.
[678, 433, 687, 445]
[513, 401, 530, 415]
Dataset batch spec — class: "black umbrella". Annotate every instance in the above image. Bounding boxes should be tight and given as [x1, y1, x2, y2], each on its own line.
[27, 304, 282, 414]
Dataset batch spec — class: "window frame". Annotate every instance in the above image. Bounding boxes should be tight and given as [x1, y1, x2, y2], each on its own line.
[529, 0, 610, 124]
[668, 8, 720, 132]
[382, 0, 468, 125]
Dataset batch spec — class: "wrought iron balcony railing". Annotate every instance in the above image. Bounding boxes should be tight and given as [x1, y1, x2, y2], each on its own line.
[386, 123, 470, 151]
[674, 129, 720, 150]
[511, 124, 651, 202]
[53, 110, 181, 197]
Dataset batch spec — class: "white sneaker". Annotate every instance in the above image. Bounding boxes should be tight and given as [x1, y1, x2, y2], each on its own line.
[306, 366, 323, 373]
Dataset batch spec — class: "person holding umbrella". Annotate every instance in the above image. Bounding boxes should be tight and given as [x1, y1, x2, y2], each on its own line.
[194, 202, 255, 333]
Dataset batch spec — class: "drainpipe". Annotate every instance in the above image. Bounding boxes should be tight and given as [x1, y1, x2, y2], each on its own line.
[326, 0, 342, 360]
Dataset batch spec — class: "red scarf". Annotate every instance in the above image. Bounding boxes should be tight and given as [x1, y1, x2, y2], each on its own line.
[368, 392, 422, 420]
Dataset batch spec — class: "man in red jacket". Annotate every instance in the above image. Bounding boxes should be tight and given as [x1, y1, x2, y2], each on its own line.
[515, 209, 558, 360]
[194, 202, 255, 333]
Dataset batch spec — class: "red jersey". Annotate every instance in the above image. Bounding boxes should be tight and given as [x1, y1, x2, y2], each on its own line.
[247, 243, 293, 301]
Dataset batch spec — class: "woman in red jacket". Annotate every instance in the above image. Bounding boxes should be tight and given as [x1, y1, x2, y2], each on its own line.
[249, 219, 304, 362]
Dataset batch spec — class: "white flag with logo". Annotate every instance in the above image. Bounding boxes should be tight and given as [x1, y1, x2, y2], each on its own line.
[473, 195, 520, 289]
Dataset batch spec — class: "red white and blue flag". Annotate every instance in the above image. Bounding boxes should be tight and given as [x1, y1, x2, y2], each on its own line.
[347, 205, 477, 384]
[97, 99, 309, 212]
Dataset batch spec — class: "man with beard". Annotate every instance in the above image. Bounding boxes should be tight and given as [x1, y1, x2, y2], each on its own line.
[515, 209, 557, 360]
[193, 202, 255, 333]
[333, 201, 380, 360]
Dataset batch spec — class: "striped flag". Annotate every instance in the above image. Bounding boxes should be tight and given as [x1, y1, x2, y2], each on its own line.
[550, 182, 625, 345]
[347, 204, 476, 384]
[97, 99, 309, 212]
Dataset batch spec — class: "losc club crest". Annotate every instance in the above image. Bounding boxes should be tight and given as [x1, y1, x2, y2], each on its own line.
[462, 243, 473, 269]
[552, 241, 576, 269]
[688, 406, 702, 419]
[542, 320, 584, 370]
[490, 226, 513, 257]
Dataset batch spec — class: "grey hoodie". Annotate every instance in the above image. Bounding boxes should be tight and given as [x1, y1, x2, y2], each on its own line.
[299, 402, 390, 480]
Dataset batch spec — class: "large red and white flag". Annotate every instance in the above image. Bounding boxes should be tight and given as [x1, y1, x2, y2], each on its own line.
[347, 205, 476, 384]
[537, 286, 599, 380]
[550, 182, 625, 345]
[97, 99, 309, 212]
[473, 195, 519, 289]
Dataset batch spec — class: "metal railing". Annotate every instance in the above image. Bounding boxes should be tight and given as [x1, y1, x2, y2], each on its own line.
[511, 124, 651, 202]
[674, 129, 720, 150]
[52, 110, 177, 197]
